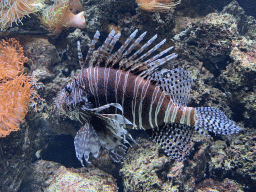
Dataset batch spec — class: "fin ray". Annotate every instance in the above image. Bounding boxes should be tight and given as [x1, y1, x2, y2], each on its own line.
[74, 122, 101, 166]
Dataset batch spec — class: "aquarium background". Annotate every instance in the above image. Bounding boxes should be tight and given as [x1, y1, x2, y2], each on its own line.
[0, 0, 256, 191]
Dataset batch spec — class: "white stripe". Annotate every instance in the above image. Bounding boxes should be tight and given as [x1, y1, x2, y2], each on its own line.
[180, 107, 186, 124]
[132, 76, 143, 129]
[170, 105, 179, 123]
[122, 71, 129, 111]
[186, 107, 192, 126]
[138, 80, 150, 129]
[164, 100, 173, 124]
[114, 70, 122, 113]
[103, 67, 110, 104]
[95, 67, 99, 106]
[154, 92, 165, 128]
[149, 86, 159, 129]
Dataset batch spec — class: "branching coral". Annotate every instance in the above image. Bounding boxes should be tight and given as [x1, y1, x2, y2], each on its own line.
[0, 0, 44, 30]
[41, 0, 86, 35]
[136, 0, 181, 12]
[0, 38, 36, 137]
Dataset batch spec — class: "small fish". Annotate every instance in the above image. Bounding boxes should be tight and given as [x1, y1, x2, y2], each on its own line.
[56, 30, 241, 166]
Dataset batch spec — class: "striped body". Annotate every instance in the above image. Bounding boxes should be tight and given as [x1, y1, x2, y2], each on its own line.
[79, 67, 196, 130]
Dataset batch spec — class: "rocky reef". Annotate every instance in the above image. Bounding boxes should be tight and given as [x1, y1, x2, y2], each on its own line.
[0, 0, 256, 191]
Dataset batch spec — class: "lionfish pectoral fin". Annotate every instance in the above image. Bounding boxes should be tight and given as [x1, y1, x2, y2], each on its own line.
[74, 122, 101, 166]
[109, 144, 128, 163]
[75, 112, 137, 164]
[146, 123, 194, 161]
[102, 114, 138, 146]
[95, 114, 136, 150]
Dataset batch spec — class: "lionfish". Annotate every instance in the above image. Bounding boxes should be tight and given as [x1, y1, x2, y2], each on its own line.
[56, 30, 241, 166]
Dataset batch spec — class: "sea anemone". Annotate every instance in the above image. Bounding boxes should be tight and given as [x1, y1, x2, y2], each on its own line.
[136, 0, 181, 12]
[0, 0, 43, 30]
[41, 0, 86, 35]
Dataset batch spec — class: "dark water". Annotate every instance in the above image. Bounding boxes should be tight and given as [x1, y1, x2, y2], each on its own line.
[237, 0, 256, 17]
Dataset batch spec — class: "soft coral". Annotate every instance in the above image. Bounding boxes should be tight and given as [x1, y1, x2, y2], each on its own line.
[0, 38, 36, 137]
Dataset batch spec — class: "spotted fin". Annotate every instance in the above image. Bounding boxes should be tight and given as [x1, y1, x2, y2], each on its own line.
[146, 123, 194, 161]
[195, 107, 242, 135]
[150, 68, 193, 106]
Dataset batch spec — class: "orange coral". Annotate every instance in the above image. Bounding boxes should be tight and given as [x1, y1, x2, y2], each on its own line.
[40, 0, 86, 35]
[0, 38, 35, 137]
[136, 0, 181, 12]
[0, 0, 43, 30]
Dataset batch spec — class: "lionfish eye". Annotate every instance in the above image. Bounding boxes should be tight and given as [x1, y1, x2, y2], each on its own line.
[65, 85, 72, 95]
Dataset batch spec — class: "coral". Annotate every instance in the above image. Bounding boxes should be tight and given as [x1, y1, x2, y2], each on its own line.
[0, 0, 43, 30]
[40, 0, 86, 35]
[20, 160, 118, 191]
[0, 38, 35, 137]
[120, 137, 184, 191]
[136, 0, 181, 12]
[195, 178, 243, 192]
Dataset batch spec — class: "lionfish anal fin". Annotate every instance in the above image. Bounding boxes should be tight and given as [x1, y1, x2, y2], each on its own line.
[146, 123, 194, 161]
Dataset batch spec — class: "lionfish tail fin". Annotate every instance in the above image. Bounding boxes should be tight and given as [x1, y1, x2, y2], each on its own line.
[195, 107, 242, 135]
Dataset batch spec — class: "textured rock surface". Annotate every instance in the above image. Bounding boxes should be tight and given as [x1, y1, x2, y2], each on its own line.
[19, 160, 118, 191]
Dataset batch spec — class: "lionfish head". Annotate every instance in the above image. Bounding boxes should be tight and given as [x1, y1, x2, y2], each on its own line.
[55, 79, 93, 118]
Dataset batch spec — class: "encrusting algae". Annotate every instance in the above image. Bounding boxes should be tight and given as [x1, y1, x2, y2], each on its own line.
[0, 38, 36, 137]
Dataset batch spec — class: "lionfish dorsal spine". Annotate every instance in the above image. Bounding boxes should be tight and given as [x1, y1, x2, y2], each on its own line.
[125, 34, 158, 67]
[96, 30, 117, 66]
[123, 31, 147, 58]
[77, 41, 84, 68]
[105, 32, 122, 67]
[131, 38, 167, 71]
[84, 30, 100, 67]
[141, 45, 174, 70]
[107, 29, 139, 66]
[140, 52, 178, 78]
